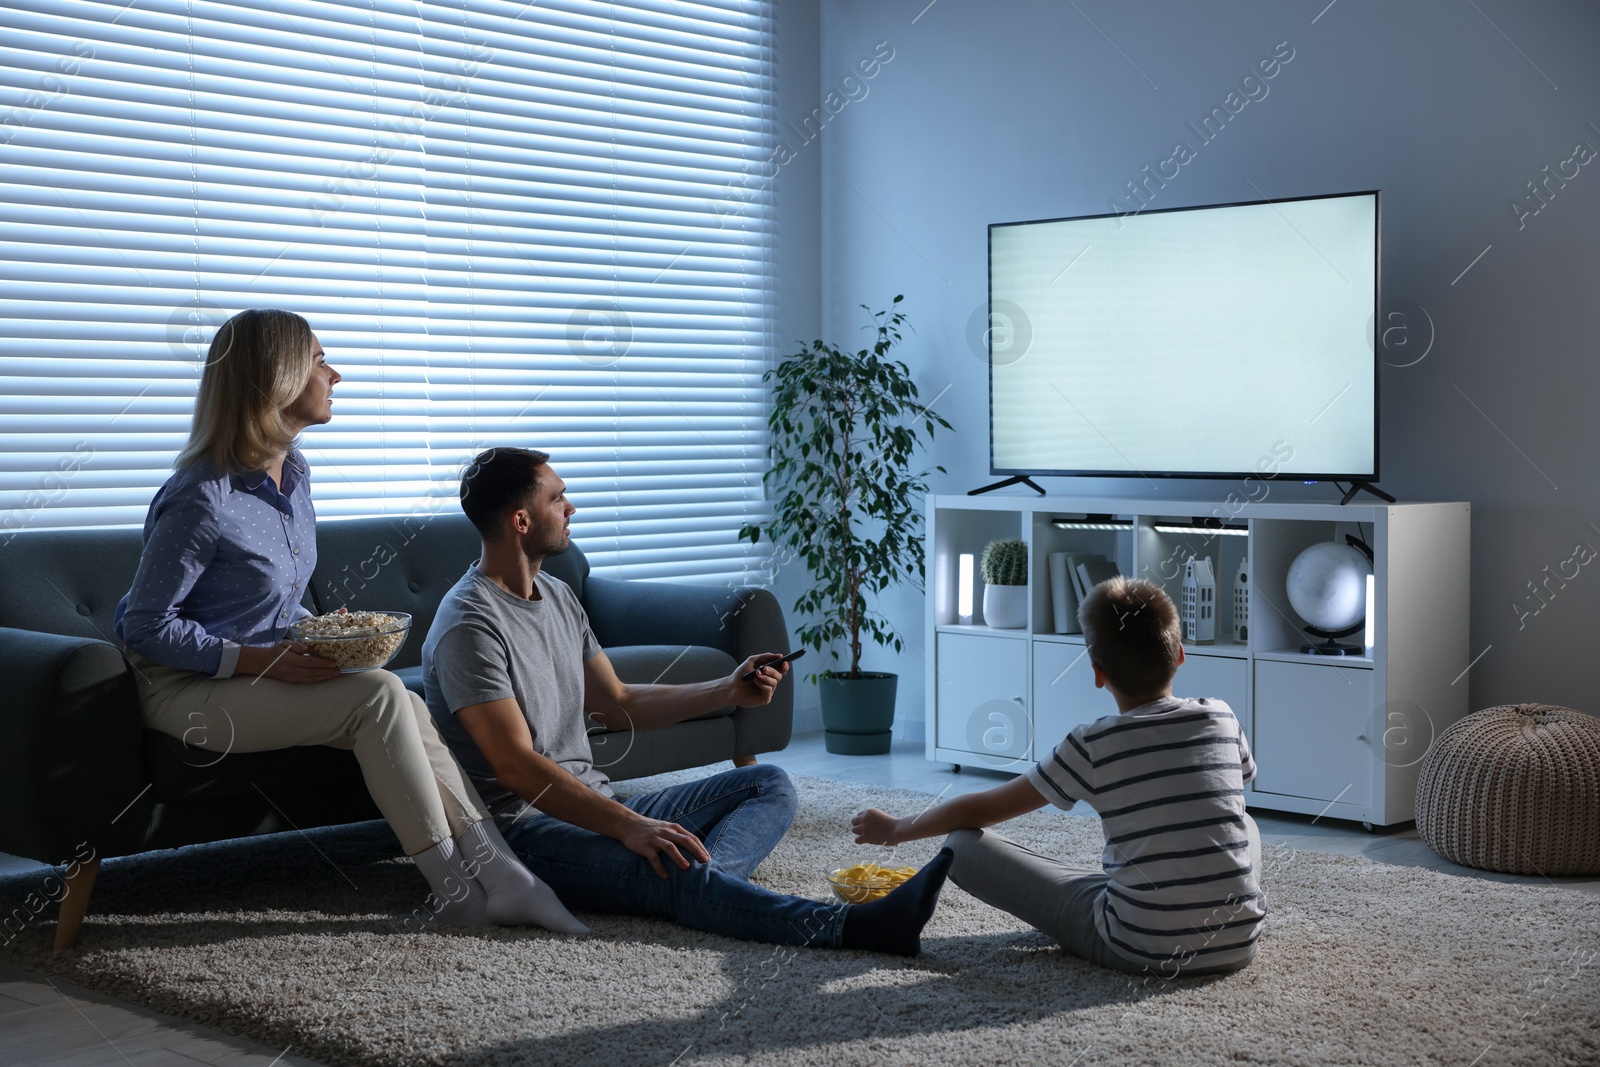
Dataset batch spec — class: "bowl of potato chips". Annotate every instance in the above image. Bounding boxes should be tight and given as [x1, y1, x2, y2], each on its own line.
[825, 862, 918, 904]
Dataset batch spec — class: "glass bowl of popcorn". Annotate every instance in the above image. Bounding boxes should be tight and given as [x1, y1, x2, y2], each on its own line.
[288, 611, 412, 672]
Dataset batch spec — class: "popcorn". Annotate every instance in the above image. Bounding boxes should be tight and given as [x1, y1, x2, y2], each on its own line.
[289, 611, 410, 671]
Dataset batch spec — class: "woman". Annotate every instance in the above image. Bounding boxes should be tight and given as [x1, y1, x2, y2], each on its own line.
[115, 308, 586, 934]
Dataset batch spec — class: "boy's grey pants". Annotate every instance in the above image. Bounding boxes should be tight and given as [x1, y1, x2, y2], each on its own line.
[944, 815, 1261, 976]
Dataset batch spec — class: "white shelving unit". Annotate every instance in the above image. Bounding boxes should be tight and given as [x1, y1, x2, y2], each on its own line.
[925, 494, 1471, 828]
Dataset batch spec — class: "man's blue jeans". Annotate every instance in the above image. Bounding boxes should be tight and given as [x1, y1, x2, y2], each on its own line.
[500, 764, 848, 947]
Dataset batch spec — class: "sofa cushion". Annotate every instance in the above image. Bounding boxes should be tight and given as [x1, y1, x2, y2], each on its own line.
[308, 514, 479, 671]
[0, 526, 320, 647]
[583, 574, 746, 656]
[0, 527, 149, 644]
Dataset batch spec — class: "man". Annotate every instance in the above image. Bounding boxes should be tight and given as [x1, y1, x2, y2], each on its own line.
[421, 446, 951, 954]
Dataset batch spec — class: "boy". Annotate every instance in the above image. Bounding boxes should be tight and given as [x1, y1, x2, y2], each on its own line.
[852, 577, 1263, 976]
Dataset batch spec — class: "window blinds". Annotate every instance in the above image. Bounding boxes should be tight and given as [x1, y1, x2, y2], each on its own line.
[0, 0, 776, 582]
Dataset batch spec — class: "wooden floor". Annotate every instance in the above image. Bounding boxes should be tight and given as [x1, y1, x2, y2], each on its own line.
[3, 731, 1596, 1066]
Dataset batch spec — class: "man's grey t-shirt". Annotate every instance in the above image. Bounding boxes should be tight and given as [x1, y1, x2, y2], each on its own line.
[423, 565, 610, 822]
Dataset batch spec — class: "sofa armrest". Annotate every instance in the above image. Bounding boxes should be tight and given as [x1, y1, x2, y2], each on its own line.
[583, 578, 793, 759]
[0, 628, 148, 864]
[727, 586, 795, 760]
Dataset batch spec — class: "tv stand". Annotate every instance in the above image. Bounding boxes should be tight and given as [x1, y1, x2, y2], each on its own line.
[969, 475, 1045, 497]
[1338, 481, 1396, 505]
[925, 493, 1471, 827]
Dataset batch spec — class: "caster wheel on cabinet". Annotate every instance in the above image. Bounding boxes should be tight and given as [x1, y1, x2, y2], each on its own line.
[1362, 821, 1375, 833]
[952, 764, 961, 773]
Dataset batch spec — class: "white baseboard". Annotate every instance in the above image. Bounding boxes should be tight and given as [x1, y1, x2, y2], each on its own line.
[896, 717, 926, 742]
[792, 703, 822, 735]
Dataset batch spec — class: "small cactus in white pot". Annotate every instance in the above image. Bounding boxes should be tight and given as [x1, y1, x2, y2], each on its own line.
[980, 538, 1028, 629]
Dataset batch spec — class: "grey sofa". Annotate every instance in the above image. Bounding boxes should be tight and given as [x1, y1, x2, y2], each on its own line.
[0, 512, 791, 947]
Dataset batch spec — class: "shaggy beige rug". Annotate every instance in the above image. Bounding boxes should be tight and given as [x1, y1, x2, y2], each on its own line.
[3, 769, 1597, 1067]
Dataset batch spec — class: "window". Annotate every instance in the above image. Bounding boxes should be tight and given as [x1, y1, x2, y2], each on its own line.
[0, 0, 776, 582]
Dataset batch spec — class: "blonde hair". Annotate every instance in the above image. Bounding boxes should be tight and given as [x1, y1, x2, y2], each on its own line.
[1078, 576, 1183, 697]
[176, 309, 315, 473]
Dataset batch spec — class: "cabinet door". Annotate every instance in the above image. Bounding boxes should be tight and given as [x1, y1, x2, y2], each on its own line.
[935, 633, 1030, 769]
[1173, 654, 1249, 734]
[1252, 660, 1373, 806]
[1031, 641, 1110, 762]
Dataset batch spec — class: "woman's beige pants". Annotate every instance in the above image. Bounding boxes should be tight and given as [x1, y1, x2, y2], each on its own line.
[131, 656, 487, 855]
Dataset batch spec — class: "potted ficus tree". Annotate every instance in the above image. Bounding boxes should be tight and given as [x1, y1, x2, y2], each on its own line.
[739, 296, 952, 755]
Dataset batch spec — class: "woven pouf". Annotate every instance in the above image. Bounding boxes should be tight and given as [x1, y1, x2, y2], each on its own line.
[1415, 703, 1600, 875]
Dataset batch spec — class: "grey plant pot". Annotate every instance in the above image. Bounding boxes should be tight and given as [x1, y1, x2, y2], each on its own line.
[819, 672, 897, 755]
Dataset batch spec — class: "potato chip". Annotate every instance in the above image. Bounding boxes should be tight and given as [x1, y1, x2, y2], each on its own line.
[826, 862, 918, 903]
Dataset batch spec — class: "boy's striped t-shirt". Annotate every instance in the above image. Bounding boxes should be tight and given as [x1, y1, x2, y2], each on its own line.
[1025, 695, 1264, 972]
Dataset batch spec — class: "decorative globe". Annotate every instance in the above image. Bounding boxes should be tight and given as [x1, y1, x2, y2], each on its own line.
[1286, 542, 1370, 631]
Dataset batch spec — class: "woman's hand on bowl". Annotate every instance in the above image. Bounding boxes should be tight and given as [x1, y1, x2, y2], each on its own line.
[237, 640, 343, 683]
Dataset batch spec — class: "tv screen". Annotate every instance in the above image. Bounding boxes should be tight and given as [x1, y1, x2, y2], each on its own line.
[989, 190, 1378, 481]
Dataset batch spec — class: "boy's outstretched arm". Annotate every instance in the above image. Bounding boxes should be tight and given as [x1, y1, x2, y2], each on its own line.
[852, 776, 1050, 847]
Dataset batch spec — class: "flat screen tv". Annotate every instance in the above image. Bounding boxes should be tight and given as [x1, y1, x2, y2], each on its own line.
[988, 190, 1378, 483]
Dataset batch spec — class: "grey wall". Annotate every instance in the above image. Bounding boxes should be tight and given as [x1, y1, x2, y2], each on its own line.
[786, 0, 1600, 734]
[773, 0, 822, 357]
[769, 0, 826, 731]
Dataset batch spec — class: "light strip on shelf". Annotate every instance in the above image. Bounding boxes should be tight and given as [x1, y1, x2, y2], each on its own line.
[1152, 523, 1249, 536]
[1051, 518, 1133, 531]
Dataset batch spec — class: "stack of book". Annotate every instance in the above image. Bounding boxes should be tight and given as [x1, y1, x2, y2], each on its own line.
[1047, 552, 1120, 634]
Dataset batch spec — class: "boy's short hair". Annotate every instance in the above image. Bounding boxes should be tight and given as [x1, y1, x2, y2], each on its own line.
[1078, 576, 1183, 697]
[459, 446, 551, 538]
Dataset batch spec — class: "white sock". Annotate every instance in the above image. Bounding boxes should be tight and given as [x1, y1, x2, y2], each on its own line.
[457, 819, 590, 934]
[409, 837, 489, 925]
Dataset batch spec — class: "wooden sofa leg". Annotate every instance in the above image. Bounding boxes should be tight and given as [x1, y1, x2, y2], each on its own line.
[733, 755, 757, 768]
[53, 858, 100, 951]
